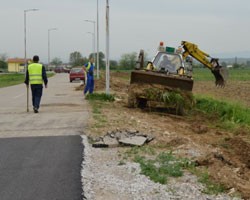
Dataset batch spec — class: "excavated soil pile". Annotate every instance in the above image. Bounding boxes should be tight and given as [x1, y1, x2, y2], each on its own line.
[75, 72, 129, 93]
[128, 82, 195, 115]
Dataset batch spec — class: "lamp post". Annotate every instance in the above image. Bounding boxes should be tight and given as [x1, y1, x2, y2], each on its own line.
[86, 32, 95, 57]
[105, 0, 110, 94]
[84, 20, 98, 77]
[96, 0, 100, 80]
[24, 8, 39, 112]
[48, 28, 57, 69]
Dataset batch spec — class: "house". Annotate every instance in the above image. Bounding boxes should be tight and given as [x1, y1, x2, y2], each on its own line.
[7, 58, 31, 72]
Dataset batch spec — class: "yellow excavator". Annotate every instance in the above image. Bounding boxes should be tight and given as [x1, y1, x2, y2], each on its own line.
[128, 41, 228, 111]
[130, 41, 228, 91]
[181, 41, 228, 87]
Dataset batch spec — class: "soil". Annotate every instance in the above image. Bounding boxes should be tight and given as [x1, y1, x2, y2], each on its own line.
[83, 71, 250, 199]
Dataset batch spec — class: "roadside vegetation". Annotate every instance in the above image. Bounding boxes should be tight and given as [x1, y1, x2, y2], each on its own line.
[85, 93, 115, 128]
[193, 68, 250, 81]
[120, 146, 225, 195]
[85, 69, 250, 197]
[0, 73, 54, 88]
[195, 96, 250, 130]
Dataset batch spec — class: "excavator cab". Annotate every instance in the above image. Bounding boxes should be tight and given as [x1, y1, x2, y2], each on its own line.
[130, 49, 194, 91]
[152, 52, 184, 74]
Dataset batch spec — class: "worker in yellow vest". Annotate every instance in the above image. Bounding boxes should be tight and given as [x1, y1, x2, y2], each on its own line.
[83, 57, 95, 95]
[24, 55, 48, 113]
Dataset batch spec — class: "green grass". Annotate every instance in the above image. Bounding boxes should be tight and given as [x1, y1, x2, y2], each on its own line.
[85, 93, 115, 102]
[193, 68, 250, 81]
[195, 96, 250, 129]
[0, 74, 26, 88]
[0, 73, 54, 88]
[86, 94, 112, 128]
[134, 152, 193, 184]
[198, 171, 225, 195]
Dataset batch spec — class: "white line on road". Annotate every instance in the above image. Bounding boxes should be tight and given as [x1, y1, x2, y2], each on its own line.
[13, 94, 24, 99]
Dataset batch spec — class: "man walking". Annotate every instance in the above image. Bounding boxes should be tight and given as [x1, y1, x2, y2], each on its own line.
[24, 55, 48, 113]
[83, 57, 95, 95]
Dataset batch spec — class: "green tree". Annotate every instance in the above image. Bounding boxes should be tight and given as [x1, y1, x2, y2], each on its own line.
[0, 60, 7, 69]
[89, 52, 106, 69]
[0, 53, 8, 70]
[51, 57, 62, 67]
[69, 51, 85, 67]
[119, 52, 137, 70]
[110, 60, 118, 70]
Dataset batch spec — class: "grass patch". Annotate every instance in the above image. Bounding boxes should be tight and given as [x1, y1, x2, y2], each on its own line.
[85, 93, 115, 102]
[193, 68, 250, 81]
[0, 73, 25, 88]
[88, 101, 108, 128]
[0, 73, 54, 88]
[198, 171, 225, 195]
[133, 151, 193, 184]
[195, 96, 250, 129]
[86, 94, 112, 129]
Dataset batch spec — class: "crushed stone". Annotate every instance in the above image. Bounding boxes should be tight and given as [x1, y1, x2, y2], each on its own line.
[81, 135, 241, 200]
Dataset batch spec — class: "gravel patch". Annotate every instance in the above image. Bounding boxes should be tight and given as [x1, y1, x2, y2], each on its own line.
[81, 135, 241, 200]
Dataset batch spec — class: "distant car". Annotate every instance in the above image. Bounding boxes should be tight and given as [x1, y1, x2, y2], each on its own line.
[54, 67, 70, 73]
[69, 67, 85, 83]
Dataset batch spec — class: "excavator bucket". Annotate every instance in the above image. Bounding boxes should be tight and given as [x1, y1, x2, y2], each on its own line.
[211, 67, 228, 87]
[210, 59, 228, 87]
[130, 70, 194, 91]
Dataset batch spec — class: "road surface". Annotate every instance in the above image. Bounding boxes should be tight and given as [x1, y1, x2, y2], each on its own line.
[0, 74, 88, 200]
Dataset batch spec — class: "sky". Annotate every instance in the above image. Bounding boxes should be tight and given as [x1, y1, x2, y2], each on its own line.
[1, 0, 250, 63]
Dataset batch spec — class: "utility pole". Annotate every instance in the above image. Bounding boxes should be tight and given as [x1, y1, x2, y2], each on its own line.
[96, 0, 100, 79]
[48, 28, 57, 69]
[84, 20, 96, 67]
[24, 8, 39, 112]
[105, 0, 110, 94]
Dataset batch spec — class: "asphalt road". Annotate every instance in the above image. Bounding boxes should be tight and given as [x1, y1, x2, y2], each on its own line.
[0, 74, 88, 200]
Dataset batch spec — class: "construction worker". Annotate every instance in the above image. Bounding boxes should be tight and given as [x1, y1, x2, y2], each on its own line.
[24, 55, 48, 113]
[83, 57, 95, 95]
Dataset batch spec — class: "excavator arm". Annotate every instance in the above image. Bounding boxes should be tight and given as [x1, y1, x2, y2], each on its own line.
[181, 41, 228, 87]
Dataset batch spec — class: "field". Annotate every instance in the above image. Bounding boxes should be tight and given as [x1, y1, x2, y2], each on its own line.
[84, 68, 250, 199]
[0, 74, 26, 88]
[0, 73, 55, 88]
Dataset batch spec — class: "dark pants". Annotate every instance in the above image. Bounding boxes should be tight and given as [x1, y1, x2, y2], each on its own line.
[31, 84, 43, 109]
[84, 75, 94, 94]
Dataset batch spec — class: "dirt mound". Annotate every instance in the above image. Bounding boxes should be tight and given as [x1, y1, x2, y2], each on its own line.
[75, 71, 129, 93]
[128, 83, 194, 115]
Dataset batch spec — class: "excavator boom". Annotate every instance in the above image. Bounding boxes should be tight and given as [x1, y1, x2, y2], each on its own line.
[182, 41, 228, 87]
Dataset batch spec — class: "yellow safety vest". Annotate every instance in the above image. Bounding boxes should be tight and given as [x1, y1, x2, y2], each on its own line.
[86, 62, 91, 72]
[28, 63, 43, 84]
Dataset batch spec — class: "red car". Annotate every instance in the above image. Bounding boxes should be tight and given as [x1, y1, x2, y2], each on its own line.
[69, 67, 85, 83]
[54, 67, 70, 73]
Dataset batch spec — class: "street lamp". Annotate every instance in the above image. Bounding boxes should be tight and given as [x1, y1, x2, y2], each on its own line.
[84, 19, 98, 78]
[86, 32, 95, 58]
[24, 8, 39, 112]
[96, 0, 100, 80]
[24, 9, 39, 69]
[48, 28, 57, 68]
[106, 0, 110, 94]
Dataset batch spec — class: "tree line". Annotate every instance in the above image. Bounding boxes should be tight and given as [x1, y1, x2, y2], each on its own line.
[2, 51, 250, 71]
